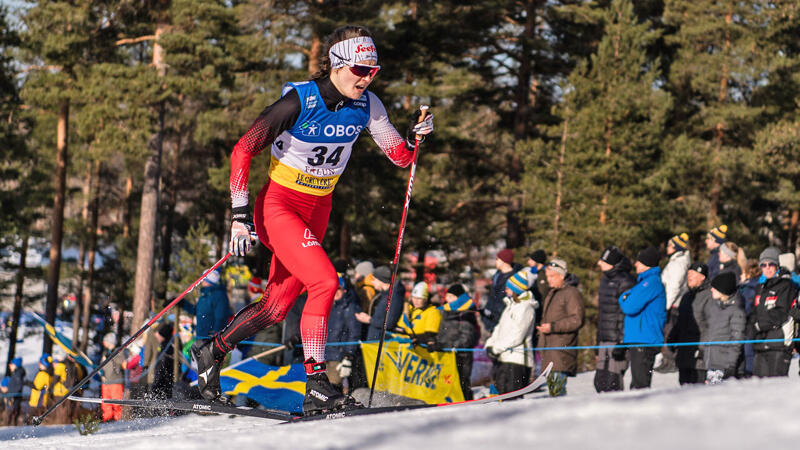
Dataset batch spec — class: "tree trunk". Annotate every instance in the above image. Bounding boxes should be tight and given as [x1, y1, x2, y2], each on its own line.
[158, 141, 180, 302]
[173, 310, 180, 382]
[81, 161, 101, 352]
[554, 111, 569, 256]
[308, 31, 321, 75]
[710, 8, 733, 220]
[44, 99, 69, 354]
[5, 235, 28, 376]
[123, 174, 133, 238]
[339, 217, 351, 261]
[132, 22, 167, 331]
[74, 168, 91, 345]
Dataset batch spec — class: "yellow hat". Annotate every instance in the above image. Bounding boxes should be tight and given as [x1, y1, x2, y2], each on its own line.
[670, 233, 689, 251]
[708, 225, 727, 244]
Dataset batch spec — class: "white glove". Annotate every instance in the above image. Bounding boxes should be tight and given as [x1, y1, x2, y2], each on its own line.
[412, 112, 434, 136]
[337, 358, 352, 378]
[229, 206, 255, 256]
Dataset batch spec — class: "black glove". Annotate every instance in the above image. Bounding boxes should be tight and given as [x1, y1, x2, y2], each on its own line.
[485, 347, 500, 363]
[611, 345, 627, 361]
[426, 340, 443, 352]
[283, 334, 301, 351]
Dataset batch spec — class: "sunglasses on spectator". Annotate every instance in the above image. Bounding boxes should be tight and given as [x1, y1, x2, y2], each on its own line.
[331, 52, 381, 78]
[760, 262, 778, 268]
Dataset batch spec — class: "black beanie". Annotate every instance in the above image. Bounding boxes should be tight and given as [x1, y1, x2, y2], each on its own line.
[333, 259, 348, 274]
[688, 262, 708, 278]
[529, 249, 547, 265]
[636, 246, 660, 268]
[447, 283, 466, 297]
[599, 246, 623, 266]
[157, 322, 173, 341]
[711, 271, 737, 296]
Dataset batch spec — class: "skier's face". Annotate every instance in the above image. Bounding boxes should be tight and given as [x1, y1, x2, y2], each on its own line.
[332, 58, 378, 100]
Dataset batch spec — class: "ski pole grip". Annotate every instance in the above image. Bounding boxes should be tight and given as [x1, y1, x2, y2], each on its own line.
[415, 105, 429, 141]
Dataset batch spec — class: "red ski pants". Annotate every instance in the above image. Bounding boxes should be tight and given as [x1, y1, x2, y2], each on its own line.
[216, 182, 337, 365]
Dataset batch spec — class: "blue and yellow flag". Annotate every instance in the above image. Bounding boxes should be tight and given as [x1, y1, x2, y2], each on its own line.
[220, 359, 306, 413]
[362, 341, 464, 404]
[30, 312, 95, 370]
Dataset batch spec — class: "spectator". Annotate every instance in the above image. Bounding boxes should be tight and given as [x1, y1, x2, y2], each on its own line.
[718, 242, 742, 280]
[3, 357, 24, 426]
[778, 252, 800, 290]
[185, 268, 232, 340]
[750, 247, 795, 377]
[667, 263, 711, 385]
[486, 269, 538, 394]
[396, 282, 442, 347]
[100, 333, 125, 422]
[355, 265, 406, 341]
[432, 283, 480, 400]
[536, 259, 585, 395]
[151, 322, 176, 399]
[527, 249, 548, 302]
[703, 272, 746, 384]
[705, 225, 727, 279]
[51, 353, 73, 424]
[248, 275, 265, 302]
[656, 233, 691, 373]
[325, 273, 362, 393]
[27, 354, 54, 420]
[481, 249, 521, 334]
[594, 246, 635, 393]
[618, 246, 666, 389]
[354, 261, 376, 314]
[738, 259, 760, 377]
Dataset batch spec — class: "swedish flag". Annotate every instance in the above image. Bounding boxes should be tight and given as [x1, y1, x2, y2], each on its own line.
[30, 312, 95, 370]
[220, 359, 306, 413]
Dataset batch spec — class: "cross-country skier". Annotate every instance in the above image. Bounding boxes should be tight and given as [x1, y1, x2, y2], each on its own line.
[191, 24, 434, 415]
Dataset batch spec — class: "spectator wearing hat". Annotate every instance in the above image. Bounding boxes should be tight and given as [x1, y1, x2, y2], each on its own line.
[396, 282, 442, 347]
[27, 354, 54, 419]
[99, 333, 126, 421]
[594, 246, 635, 392]
[325, 272, 362, 393]
[186, 268, 232, 341]
[354, 261, 376, 314]
[618, 246, 666, 389]
[703, 272, 746, 384]
[655, 233, 691, 374]
[705, 225, 728, 279]
[749, 247, 795, 377]
[527, 249, 548, 302]
[536, 259, 585, 395]
[718, 242, 743, 281]
[667, 262, 712, 384]
[432, 283, 480, 400]
[481, 249, 522, 334]
[486, 269, 539, 394]
[355, 265, 406, 341]
[3, 357, 25, 426]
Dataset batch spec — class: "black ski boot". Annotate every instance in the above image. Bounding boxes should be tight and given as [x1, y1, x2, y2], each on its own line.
[302, 359, 362, 416]
[191, 339, 232, 405]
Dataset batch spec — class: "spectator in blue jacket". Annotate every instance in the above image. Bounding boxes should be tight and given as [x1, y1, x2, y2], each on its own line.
[619, 246, 667, 389]
[184, 268, 232, 340]
[326, 273, 362, 392]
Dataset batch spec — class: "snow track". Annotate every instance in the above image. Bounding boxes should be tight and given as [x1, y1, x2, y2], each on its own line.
[3, 359, 799, 449]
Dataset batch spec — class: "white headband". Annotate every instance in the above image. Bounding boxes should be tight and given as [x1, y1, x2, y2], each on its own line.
[329, 37, 378, 69]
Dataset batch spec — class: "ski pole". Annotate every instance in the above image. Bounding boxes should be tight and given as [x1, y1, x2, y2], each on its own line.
[30, 252, 231, 426]
[368, 105, 429, 408]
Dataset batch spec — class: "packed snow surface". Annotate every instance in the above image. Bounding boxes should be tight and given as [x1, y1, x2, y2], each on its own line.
[2, 358, 799, 449]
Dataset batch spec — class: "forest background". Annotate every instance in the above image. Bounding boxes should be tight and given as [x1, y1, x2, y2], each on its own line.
[1, 0, 799, 370]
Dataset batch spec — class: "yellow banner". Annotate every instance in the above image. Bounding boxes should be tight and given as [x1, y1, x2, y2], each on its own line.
[361, 341, 464, 404]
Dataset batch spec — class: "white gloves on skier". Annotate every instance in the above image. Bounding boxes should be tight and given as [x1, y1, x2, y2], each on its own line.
[229, 206, 255, 256]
